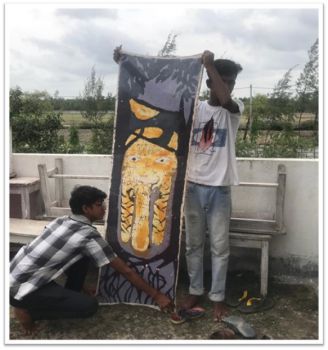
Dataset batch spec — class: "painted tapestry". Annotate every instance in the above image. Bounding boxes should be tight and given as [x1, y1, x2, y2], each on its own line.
[97, 52, 203, 308]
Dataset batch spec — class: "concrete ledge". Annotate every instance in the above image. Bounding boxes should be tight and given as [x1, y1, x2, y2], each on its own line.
[10, 218, 106, 244]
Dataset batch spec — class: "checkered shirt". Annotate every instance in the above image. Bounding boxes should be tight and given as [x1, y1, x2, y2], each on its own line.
[10, 214, 117, 300]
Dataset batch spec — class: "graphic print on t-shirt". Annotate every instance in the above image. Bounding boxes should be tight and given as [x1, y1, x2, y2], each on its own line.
[191, 117, 227, 154]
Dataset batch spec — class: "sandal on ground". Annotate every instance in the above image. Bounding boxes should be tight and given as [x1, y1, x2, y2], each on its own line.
[225, 290, 249, 307]
[209, 328, 236, 339]
[170, 306, 205, 324]
[237, 297, 275, 314]
[222, 315, 257, 339]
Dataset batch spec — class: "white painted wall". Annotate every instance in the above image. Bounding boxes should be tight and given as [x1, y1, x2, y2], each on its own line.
[235, 158, 318, 267]
[12, 153, 113, 201]
[12, 154, 319, 269]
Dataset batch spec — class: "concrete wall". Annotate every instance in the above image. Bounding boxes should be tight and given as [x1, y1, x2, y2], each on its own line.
[12, 153, 113, 203]
[232, 158, 319, 278]
[11, 154, 319, 277]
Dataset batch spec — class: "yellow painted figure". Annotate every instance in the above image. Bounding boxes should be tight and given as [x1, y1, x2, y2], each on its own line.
[120, 99, 178, 253]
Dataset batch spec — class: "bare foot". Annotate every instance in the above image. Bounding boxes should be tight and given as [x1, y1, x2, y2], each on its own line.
[14, 307, 37, 335]
[213, 301, 229, 322]
[180, 294, 201, 310]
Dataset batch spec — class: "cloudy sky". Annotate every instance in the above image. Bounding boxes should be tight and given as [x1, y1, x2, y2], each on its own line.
[6, 3, 320, 99]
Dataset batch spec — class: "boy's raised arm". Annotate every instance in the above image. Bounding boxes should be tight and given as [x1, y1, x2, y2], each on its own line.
[202, 50, 240, 113]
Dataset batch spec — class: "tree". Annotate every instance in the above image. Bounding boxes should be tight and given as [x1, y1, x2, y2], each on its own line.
[199, 89, 210, 101]
[58, 125, 85, 154]
[9, 86, 23, 118]
[265, 67, 296, 136]
[80, 66, 107, 126]
[296, 39, 318, 142]
[104, 93, 116, 111]
[243, 94, 270, 139]
[158, 33, 178, 57]
[79, 67, 114, 154]
[236, 68, 305, 158]
[10, 88, 63, 153]
[85, 118, 114, 154]
[14, 90, 54, 115]
[52, 90, 66, 111]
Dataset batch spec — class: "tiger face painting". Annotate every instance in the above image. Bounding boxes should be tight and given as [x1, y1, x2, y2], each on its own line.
[120, 99, 178, 254]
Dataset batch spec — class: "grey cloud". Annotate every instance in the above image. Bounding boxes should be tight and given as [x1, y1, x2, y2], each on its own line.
[242, 9, 318, 52]
[11, 13, 143, 96]
[183, 9, 250, 33]
[184, 8, 318, 52]
[27, 38, 75, 56]
[9, 7, 319, 99]
[61, 21, 145, 68]
[56, 8, 118, 20]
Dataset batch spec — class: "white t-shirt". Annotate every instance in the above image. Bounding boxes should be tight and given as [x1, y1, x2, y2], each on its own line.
[187, 99, 244, 186]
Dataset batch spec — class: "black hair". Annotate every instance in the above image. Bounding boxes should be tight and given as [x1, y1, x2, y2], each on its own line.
[213, 59, 243, 77]
[69, 185, 107, 215]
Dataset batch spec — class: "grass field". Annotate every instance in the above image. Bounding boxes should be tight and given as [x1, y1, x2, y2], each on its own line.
[58, 128, 92, 144]
[60, 111, 315, 127]
[239, 112, 315, 129]
[60, 111, 114, 126]
[58, 111, 316, 146]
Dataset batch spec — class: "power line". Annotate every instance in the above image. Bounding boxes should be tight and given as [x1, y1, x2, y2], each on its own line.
[45, 84, 318, 99]
[236, 84, 302, 91]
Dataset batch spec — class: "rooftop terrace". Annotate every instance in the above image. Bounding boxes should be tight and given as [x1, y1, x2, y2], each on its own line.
[7, 153, 321, 344]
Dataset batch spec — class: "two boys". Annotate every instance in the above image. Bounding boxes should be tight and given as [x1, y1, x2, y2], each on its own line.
[10, 48, 243, 332]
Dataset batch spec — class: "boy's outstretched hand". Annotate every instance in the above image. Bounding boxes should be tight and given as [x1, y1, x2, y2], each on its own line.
[202, 50, 215, 69]
[113, 45, 123, 63]
[110, 257, 174, 312]
[153, 292, 174, 312]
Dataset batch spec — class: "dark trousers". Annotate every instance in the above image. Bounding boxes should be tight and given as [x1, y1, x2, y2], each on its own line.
[10, 258, 98, 321]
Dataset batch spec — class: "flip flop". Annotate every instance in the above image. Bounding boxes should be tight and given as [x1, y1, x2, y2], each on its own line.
[222, 315, 257, 339]
[209, 328, 236, 339]
[237, 297, 275, 314]
[170, 306, 205, 324]
[225, 290, 249, 307]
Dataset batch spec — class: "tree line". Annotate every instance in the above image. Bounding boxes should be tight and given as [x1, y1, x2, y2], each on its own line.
[10, 36, 318, 158]
[236, 39, 318, 158]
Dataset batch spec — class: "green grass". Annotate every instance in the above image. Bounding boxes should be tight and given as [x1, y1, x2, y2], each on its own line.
[60, 111, 115, 125]
[239, 113, 315, 130]
[61, 111, 314, 127]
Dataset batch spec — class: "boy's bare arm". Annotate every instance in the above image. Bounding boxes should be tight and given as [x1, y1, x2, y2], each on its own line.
[202, 50, 240, 113]
[110, 257, 174, 311]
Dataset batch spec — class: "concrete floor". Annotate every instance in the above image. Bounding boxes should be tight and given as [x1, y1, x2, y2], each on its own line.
[9, 268, 319, 343]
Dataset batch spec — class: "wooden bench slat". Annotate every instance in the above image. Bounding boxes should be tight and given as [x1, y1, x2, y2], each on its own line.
[47, 168, 57, 177]
[10, 218, 106, 244]
[50, 174, 110, 180]
[230, 232, 272, 240]
[230, 218, 286, 235]
[239, 182, 278, 188]
[231, 217, 276, 223]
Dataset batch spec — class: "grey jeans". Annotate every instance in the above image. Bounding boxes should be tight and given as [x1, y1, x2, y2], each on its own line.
[184, 181, 231, 302]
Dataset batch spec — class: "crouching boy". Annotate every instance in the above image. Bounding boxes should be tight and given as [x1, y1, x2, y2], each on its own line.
[10, 185, 173, 334]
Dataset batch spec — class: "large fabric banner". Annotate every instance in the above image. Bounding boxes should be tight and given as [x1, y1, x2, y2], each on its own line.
[97, 52, 203, 308]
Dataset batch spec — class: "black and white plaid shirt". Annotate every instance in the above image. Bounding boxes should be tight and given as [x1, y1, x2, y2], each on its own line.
[10, 214, 117, 300]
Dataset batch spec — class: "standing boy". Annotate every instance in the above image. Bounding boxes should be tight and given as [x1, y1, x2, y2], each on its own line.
[182, 50, 243, 321]
[10, 186, 173, 334]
